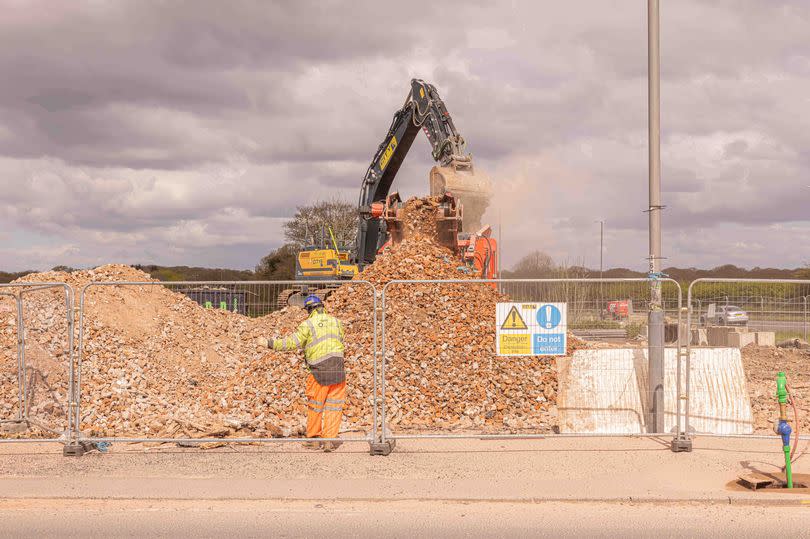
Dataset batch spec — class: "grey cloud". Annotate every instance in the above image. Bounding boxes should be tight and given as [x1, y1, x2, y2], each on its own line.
[1, 0, 810, 272]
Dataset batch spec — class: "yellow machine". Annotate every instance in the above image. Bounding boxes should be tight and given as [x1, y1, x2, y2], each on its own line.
[278, 228, 359, 308]
[295, 246, 359, 279]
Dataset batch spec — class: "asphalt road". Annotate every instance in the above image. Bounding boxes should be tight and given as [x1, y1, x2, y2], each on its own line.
[748, 319, 809, 334]
[2, 499, 809, 538]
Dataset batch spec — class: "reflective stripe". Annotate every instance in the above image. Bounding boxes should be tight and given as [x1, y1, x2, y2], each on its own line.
[305, 333, 342, 351]
[279, 335, 300, 351]
[323, 405, 343, 412]
[308, 352, 344, 366]
[308, 398, 324, 406]
[306, 320, 316, 336]
[325, 399, 344, 404]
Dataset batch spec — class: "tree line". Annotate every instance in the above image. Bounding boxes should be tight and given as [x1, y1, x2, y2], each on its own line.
[502, 250, 810, 282]
[2, 200, 808, 283]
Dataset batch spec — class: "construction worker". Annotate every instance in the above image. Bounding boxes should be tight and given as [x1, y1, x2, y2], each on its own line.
[257, 295, 346, 452]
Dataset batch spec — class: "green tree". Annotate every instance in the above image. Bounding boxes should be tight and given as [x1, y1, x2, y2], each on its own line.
[505, 250, 555, 278]
[255, 244, 297, 280]
[283, 199, 357, 249]
[0, 270, 33, 284]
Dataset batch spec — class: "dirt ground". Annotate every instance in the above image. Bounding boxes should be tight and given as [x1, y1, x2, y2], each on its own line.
[741, 345, 810, 434]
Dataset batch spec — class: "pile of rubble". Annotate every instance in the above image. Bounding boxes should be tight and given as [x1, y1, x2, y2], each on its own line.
[0, 279, 73, 437]
[329, 197, 562, 433]
[0, 266, 329, 439]
[401, 196, 442, 240]
[1, 196, 566, 440]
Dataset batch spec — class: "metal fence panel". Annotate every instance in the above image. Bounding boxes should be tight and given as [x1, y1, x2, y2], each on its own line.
[686, 279, 810, 440]
[0, 283, 73, 443]
[76, 280, 378, 445]
[380, 278, 684, 442]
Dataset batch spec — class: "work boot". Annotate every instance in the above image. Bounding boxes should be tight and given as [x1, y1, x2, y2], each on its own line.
[302, 440, 321, 450]
[322, 441, 342, 453]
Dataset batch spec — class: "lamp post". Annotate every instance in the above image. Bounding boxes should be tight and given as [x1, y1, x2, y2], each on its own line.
[647, 0, 665, 436]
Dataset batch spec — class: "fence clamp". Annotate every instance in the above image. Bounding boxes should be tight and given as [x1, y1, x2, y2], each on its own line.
[647, 271, 669, 281]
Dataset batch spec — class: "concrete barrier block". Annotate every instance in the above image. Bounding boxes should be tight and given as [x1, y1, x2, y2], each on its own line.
[707, 326, 735, 346]
[755, 332, 776, 346]
[728, 331, 756, 348]
[559, 347, 754, 434]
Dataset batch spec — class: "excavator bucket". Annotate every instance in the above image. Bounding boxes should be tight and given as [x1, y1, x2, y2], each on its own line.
[429, 158, 492, 232]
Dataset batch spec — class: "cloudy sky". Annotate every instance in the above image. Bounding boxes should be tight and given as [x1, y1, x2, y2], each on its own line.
[1, 0, 809, 272]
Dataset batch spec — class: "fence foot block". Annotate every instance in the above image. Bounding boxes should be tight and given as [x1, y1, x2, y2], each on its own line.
[369, 440, 395, 456]
[670, 436, 693, 453]
[63, 442, 86, 457]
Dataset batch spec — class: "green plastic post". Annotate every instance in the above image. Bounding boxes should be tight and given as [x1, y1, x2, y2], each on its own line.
[204, 301, 212, 309]
[220, 301, 227, 310]
[777, 371, 793, 489]
[777, 371, 788, 404]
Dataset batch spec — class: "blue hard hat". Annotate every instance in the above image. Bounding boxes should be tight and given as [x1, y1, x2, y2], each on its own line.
[303, 295, 323, 310]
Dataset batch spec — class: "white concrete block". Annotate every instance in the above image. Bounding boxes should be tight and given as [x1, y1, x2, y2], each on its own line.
[558, 347, 753, 435]
[728, 331, 756, 348]
[755, 332, 776, 346]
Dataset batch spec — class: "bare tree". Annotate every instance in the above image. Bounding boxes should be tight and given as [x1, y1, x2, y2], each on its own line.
[283, 198, 358, 249]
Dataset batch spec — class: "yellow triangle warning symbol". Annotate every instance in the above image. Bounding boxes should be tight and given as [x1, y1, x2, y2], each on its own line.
[501, 306, 528, 330]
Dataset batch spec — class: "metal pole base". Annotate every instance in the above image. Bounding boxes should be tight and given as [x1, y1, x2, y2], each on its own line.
[670, 435, 693, 453]
[369, 440, 395, 456]
[63, 442, 86, 457]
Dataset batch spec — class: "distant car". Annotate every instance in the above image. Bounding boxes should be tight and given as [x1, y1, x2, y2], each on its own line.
[704, 305, 749, 326]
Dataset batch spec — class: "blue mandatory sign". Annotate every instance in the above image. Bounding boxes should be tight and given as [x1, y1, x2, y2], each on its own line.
[536, 304, 562, 330]
[533, 334, 566, 355]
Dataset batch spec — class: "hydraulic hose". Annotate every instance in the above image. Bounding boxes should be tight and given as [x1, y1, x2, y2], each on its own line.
[787, 384, 801, 464]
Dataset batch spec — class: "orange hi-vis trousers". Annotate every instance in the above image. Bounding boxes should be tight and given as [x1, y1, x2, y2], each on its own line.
[305, 373, 346, 439]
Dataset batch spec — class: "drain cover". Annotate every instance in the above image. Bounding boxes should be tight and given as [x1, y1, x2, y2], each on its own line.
[737, 472, 808, 490]
[738, 473, 775, 490]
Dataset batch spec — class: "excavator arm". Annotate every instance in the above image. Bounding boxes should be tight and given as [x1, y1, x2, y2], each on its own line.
[355, 79, 491, 266]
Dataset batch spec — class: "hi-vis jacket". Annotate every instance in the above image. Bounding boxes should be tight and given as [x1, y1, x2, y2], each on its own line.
[273, 309, 346, 386]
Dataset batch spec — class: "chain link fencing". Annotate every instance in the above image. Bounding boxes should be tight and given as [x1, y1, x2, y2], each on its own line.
[74, 280, 378, 446]
[686, 279, 810, 440]
[380, 278, 685, 443]
[0, 283, 74, 443]
[12, 275, 809, 453]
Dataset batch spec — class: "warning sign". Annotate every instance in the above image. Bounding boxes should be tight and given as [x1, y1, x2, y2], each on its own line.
[500, 306, 528, 330]
[499, 333, 531, 355]
[496, 302, 567, 357]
